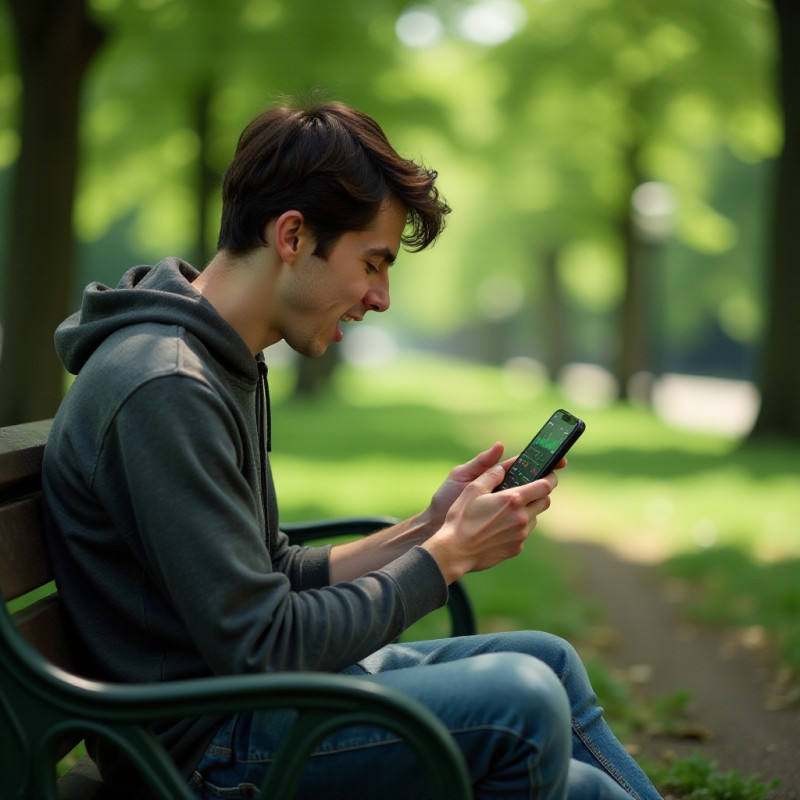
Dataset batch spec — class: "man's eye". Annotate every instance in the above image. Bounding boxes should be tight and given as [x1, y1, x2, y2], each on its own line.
[365, 262, 379, 274]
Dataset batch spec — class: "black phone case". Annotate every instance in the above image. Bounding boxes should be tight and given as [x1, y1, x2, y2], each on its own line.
[495, 409, 585, 491]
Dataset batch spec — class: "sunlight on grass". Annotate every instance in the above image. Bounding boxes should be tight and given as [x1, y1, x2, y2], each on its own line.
[270, 353, 798, 564]
[273, 453, 454, 520]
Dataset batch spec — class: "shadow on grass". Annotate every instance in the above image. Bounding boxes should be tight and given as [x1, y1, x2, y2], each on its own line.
[273, 395, 798, 481]
[576, 444, 797, 481]
[665, 545, 800, 675]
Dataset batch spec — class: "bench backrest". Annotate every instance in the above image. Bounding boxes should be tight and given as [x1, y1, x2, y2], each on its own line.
[0, 418, 76, 671]
[0, 419, 90, 771]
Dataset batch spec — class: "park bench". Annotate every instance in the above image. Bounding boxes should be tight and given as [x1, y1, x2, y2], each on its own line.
[0, 419, 476, 800]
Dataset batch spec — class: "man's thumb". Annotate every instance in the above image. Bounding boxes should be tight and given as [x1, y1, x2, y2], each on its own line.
[476, 463, 505, 492]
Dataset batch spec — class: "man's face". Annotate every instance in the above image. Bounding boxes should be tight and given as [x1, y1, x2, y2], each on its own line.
[279, 198, 406, 358]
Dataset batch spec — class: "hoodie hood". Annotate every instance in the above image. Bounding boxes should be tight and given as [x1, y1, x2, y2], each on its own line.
[56, 257, 258, 380]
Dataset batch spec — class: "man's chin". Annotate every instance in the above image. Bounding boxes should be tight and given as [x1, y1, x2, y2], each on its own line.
[302, 340, 332, 359]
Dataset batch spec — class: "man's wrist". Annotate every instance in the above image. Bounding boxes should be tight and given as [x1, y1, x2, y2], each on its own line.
[400, 508, 437, 543]
[420, 535, 467, 585]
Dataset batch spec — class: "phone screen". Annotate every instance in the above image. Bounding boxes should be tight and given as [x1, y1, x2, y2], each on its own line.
[496, 409, 585, 490]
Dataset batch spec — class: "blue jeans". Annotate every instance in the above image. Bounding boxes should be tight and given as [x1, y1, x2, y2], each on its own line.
[189, 632, 662, 800]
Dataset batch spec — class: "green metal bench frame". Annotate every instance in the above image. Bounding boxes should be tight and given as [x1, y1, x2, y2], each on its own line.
[0, 420, 474, 800]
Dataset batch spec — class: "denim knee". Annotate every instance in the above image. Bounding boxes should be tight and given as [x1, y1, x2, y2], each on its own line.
[495, 631, 585, 681]
[566, 758, 635, 800]
[456, 653, 572, 798]
[464, 652, 572, 741]
[481, 651, 567, 704]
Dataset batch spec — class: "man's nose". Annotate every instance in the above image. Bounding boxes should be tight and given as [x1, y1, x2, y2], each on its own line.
[364, 281, 390, 313]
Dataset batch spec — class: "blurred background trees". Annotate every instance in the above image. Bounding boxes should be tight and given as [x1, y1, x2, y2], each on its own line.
[1, 0, 102, 424]
[0, 0, 794, 440]
[751, 0, 799, 439]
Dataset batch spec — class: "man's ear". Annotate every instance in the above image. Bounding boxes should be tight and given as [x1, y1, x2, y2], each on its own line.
[273, 210, 307, 264]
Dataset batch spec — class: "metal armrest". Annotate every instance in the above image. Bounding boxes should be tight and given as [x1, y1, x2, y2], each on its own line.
[283, 515, 401, 544]
[0, 619, 471, 800]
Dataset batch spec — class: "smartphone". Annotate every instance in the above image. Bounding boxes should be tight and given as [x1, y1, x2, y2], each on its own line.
[494, 409, 585, 491]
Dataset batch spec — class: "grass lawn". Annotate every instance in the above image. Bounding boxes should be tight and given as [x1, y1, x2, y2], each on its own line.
[268, 352, 800, 675]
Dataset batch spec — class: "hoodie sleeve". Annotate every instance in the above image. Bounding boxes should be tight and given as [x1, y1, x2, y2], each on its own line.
[93, 373, 447, 677]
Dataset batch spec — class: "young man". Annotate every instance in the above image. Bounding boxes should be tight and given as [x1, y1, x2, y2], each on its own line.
[43, 101, 662, 800]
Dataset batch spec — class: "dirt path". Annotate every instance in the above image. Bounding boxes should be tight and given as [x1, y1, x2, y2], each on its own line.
[565, 539, 800, 799]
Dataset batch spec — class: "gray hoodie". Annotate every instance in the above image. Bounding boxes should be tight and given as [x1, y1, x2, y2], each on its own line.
[42, 257, 447, 785]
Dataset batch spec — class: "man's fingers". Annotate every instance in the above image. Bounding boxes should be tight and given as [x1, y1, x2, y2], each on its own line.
[471, 442, 505, 470]
[451, 443, 505, 482]
[499, 471, 558, 504]
[470, 463, 506, 493]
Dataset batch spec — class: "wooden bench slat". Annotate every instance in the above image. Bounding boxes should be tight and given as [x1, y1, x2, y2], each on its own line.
[0, 419, 51, 502]
[13, 593, 75, 671]
[0, 495, 54, 601]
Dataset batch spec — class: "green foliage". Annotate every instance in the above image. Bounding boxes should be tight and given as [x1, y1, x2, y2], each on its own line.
[0, 0, 781, 345]
[646, 752, 780, 800]
[71, 0, 425, 261]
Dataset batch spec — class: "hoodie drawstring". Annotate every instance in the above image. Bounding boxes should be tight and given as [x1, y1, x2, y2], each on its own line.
[257, 360, 272, 453]
[257, 360, 272, 543]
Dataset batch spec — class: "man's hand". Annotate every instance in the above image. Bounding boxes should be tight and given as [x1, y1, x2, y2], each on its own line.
[328, 444, 564, 583]
[421, 459, 561, 585]
[419, 443, 508, 534]
[420, 443, 565, 536]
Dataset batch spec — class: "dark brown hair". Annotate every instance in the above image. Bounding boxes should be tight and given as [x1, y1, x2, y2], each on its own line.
[217, 100, 450, 258]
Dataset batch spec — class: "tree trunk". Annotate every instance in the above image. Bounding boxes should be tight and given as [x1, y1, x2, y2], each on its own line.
[750, 0, 800, 441]
[616, 200, 648, 400]
[0, 0, 103, 425]
[541, 248, 568, 381]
